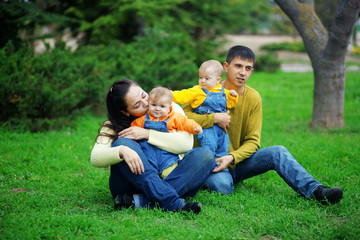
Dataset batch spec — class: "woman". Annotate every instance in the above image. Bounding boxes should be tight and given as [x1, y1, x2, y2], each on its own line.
[91, 79, 216, 214]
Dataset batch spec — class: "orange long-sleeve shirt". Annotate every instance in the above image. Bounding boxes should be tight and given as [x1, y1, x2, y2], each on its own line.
[131, 106, 200, 135]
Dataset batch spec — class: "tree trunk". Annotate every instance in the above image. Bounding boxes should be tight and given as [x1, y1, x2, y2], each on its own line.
[312, 60, 345, 128]
[275, 0, 360, 129]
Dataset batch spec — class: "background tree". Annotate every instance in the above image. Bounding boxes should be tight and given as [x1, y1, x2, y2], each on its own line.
[0, 0, 77, 50]
[274, 0, 360, 129]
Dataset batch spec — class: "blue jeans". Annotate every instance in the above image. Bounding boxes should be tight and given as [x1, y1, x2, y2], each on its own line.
[109, 138, 216, 211]
[204, 145, 322, 198]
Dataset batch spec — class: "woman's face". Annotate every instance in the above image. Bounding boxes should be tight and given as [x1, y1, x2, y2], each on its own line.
[123, 85, 149, 117]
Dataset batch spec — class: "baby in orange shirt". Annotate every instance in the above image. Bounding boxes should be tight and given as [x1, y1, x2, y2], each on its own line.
[131, 86, 202, 178]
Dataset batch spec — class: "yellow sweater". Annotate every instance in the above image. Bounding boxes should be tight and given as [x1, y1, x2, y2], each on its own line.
[183, 85, 262, 169]
[171, 84, 238, 109]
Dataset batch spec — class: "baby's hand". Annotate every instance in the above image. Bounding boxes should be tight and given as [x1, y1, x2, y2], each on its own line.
[195, 125, 203, 135]
[229, 89, 238, 97]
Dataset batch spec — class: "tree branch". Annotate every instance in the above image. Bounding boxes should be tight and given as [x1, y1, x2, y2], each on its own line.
[324, 0, 360, 60]
[298, 0, 314, 5]
[275, 0, 327, 61]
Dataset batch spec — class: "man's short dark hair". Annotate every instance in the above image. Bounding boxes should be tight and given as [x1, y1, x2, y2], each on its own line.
[226, 45, 256, 66]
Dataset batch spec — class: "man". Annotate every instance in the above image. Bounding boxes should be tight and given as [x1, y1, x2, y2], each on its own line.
[183, 45, 343, 204]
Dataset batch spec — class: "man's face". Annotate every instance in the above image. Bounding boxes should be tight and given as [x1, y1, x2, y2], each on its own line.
[224, 57, 254, 88]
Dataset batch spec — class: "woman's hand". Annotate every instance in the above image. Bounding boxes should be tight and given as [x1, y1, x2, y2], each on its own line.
[118, 146, 145, 174]
[118, 126, 150, 140]
[214, 110, 231, 133]
[213, 155, 234, 172]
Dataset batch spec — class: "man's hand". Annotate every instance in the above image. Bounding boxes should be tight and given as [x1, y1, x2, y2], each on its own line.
[118, 127, 150, 140]
[214, 110, 231, 133]
[213, 155, 234, 172]
[118, 146, 145, 175]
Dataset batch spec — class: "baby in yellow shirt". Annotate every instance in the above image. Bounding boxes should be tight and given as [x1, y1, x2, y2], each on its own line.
[172, 60, 238, 158]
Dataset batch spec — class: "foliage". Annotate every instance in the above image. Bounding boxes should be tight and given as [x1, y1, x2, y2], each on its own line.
[255, 52, 281, 72]
[0, 26, 216, 132]
[261, 41, 306, 52]
[1, 72, 359, 239]
[353, 46, 360, 57]
[0, 41, 103, 132]
[77, 26, 209, 93]
[0, 0, 77, 49]
[72, 0, 264, 44]
[268, 3, 297, 35]
[104, 28, 200, 92]
[232, 0, 273, 34]
[2, 0, 281, 50]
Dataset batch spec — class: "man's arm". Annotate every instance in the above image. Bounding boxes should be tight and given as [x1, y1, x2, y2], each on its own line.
[183, 103, 231, 131]
[182, 103, 214, 129]
[229, 94, 262, 166]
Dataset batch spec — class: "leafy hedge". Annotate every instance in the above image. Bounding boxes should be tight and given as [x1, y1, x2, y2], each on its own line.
[0, 28, 210, 132]
[0, 42, 103, 132]
[255, 52, 281, 73]
[260, 41, 306, 52]
[1, 27, 281, 132]
[83, 27, 201, 93]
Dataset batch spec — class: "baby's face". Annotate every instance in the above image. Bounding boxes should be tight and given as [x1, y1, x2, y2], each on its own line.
[148, 96, 171, 118]
[198, 67, 220, 90]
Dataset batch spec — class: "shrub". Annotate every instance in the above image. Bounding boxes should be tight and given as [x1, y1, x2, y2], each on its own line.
[352, 46, 360, 57]
[115, 28, 200, 91]
[78, 26, 209, 93]
[0, 26, 218, 132]
[255, 52, 281, 72]
[260, 41, 306, 52]
[0, 41, 103, 132]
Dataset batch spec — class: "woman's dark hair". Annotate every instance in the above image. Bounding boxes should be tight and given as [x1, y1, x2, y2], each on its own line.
[96, 79, 138, 143]
[226, 45, 256, 66]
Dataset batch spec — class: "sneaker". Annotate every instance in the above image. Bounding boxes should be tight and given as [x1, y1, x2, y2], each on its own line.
[180, 202, 202, 214]
[313, 185, 343, 205]
[114, 194, 134, 210]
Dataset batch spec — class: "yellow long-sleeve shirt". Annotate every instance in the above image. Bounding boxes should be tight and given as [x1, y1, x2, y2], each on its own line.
[183, 85, 262, 169]
[171, 84, 238, 109]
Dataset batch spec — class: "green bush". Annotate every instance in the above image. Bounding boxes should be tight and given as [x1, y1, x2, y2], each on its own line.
[261, 41, 306, 52]
[1, 27, 216, 132]
[255, 52, 281, 72]
[0, 42, 103, 132]
[114, 28, 200, 91]
[79, 27, 208, 92]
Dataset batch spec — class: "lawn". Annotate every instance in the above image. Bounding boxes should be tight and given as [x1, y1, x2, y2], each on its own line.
[1, 71, 359, 239]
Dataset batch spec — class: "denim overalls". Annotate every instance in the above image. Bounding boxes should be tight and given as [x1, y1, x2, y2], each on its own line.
[194, 87, 229, 158]
[139, 113, 180, 176]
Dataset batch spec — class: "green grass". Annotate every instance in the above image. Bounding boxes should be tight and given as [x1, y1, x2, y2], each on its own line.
[1, 71, 360, 239]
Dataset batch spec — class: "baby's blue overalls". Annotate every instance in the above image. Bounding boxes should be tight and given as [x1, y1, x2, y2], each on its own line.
[139, 113, 180, 176]
[194, 87, 229, 158]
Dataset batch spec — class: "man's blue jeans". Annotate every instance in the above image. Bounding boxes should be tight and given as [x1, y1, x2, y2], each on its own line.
[109, 138, 216, 211]
[204, 145, 322, 198]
